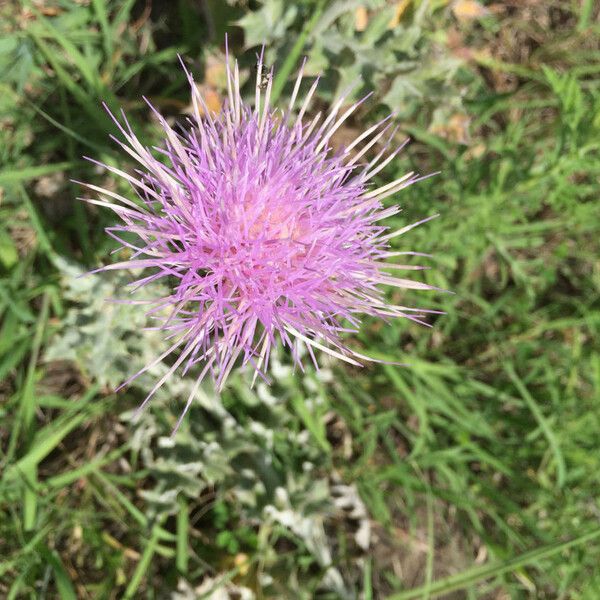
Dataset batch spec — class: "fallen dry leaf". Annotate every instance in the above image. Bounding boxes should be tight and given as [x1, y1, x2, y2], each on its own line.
[204, 55, 227, 89]
[355, 6, 369, 31]
[34, 172, 65, 198]
[183, 55, 226, 117]
[201, 85, 222, 115]
[452, 0, 490, 21]
[429, 113, 471, 144]
[389, 0, 411, 29]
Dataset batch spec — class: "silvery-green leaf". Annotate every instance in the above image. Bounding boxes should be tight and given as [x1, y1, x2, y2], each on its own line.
[236, 0, 297, 48]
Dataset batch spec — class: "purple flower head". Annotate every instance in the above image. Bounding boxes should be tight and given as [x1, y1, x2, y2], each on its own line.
[82, 46, 442, 431]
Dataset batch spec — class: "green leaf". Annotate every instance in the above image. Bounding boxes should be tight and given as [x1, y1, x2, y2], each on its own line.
[291, 392, 331, 453]
[237, 0, 298, 48]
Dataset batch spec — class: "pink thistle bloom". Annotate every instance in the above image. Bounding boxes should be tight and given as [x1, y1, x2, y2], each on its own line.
[81, 47, 442, 431]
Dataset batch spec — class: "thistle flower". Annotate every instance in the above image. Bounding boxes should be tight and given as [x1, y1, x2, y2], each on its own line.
[81, 46, 442, 430]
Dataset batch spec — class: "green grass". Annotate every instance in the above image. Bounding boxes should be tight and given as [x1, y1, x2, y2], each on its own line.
[1, 0, 600, 597]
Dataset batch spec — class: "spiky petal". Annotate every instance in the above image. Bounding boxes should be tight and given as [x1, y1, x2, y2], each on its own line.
[82, 48, 441, 430]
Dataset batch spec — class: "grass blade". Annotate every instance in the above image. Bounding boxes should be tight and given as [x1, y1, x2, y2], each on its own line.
[387, 528, 600, 599]
[176, 494, 189, 575]
[45, 445, 129, 490]
[505, 363, 566, 488]
[123, 517, 166, 599]
[270, 0, 327, 104]
[91, 0, 114, 71]
[0, 163, 75, 186]
[19, 185, 56, 260]
[38, 545, 77, 600]
[21, 291, 50, 531]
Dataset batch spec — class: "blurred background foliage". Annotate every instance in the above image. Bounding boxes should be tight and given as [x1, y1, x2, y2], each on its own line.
[1, 0, 600, 598]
